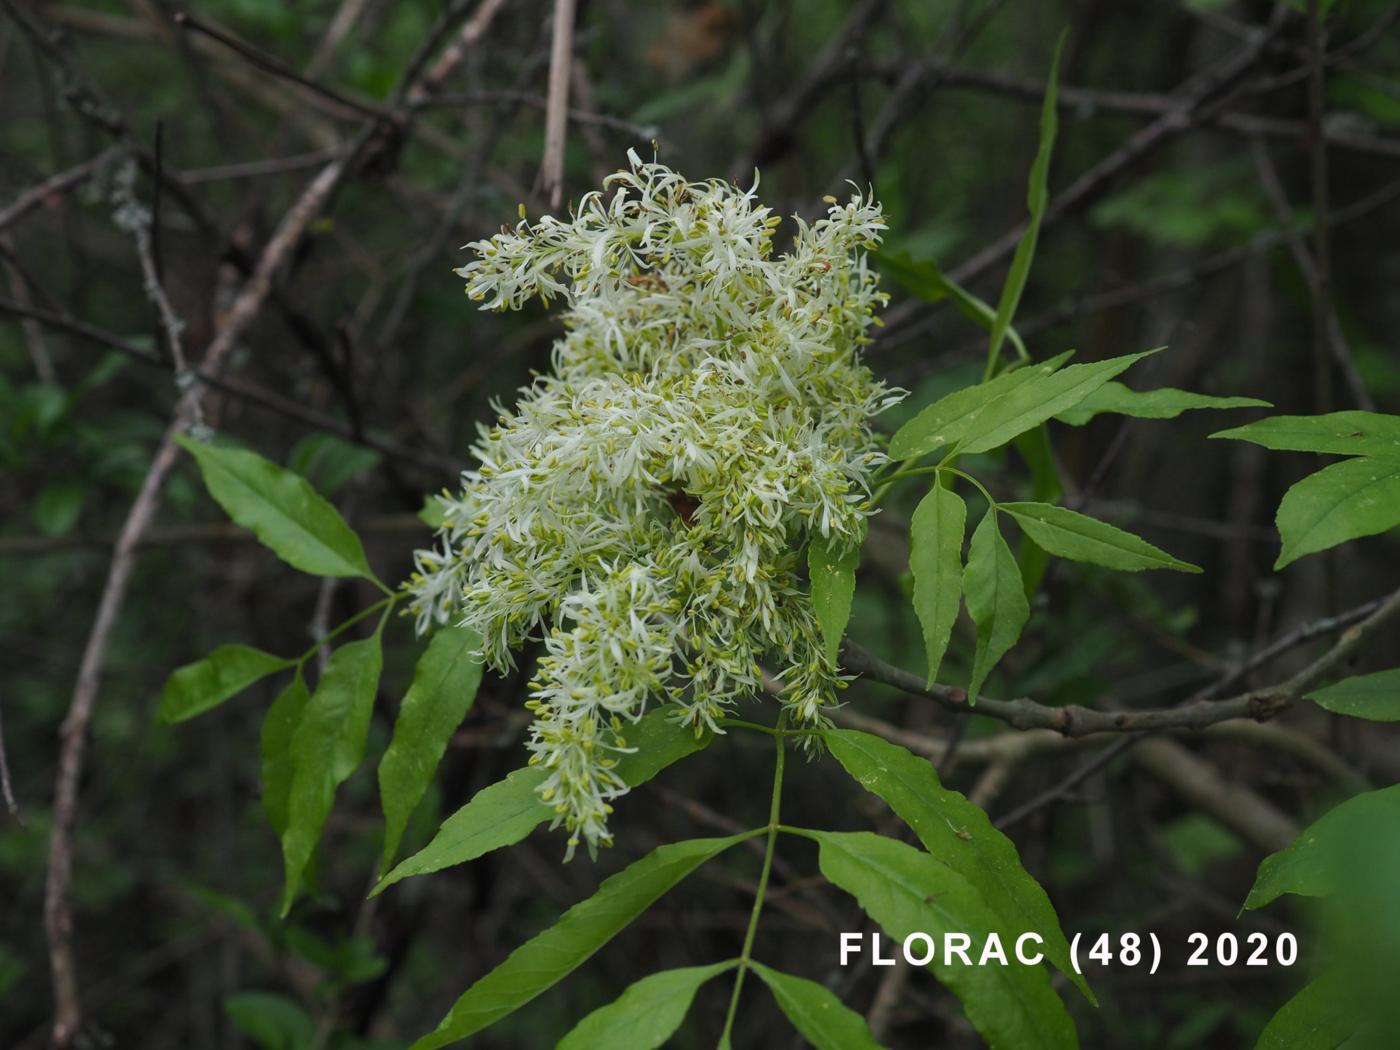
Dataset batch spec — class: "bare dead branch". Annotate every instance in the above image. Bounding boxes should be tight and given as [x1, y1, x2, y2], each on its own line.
[537, 0, 577, 210]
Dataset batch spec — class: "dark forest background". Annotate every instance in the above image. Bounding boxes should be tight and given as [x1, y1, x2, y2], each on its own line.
[3, 0, 1400, 1047]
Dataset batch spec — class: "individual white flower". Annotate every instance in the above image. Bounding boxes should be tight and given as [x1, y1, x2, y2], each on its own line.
[408, 152, 900, 858]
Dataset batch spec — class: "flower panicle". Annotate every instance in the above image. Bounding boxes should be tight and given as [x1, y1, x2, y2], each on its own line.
[412, 153, 900, 856]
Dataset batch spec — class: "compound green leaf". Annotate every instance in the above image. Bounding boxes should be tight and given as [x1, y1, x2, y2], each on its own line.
[280, 635, 383, 913]
[826, 729, 1092, 1003]
[1212, 411, 1400, 457]
[177, 435, 376, 581]
[160, 644, 291, 723]
[953, 350, 1160, 455]
[809, 527, 863, 664]
[811, 831, 1078, 1050]
[556, 961, 736, 1050]
[1306, 669, 1400, 721]
[910, 484, 966, 685]
[378, 625, 484, 874]
[1274, 456, 1400, 568]
[1056, 382, 1270, 426]
[1000, 502, 1200, 573]
[964, 511, 1029, 702]
[375, 706, 712, 895]
[1246, 784, 1400, 910]
[751, 962, 890, 1050]
[410, 834, 755, 1049]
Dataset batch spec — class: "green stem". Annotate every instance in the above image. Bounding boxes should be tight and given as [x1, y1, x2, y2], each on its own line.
[717, 711, 788, 1047]
[939, 464, 997, 508]
[294, 593, 396, 667]
[874, 465, 942, 488]
[717, 718, 822, 739]
[718, 718, 780, 737]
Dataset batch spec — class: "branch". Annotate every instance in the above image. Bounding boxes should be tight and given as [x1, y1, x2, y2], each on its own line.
[536, 0, 577, 210]
[860, 60, 1400, 162]
[841, 585, 1400, 739]
[880, 8, 1289, 339]
[0, 298, 455, 475]
[44, 150, 354, 1050]
[0, 149, 119, 233]
[880, 174, 1400, 361]
[1132, 738, 1299, 852]
[0, 700, 18, 824]
[171, 10, 391, 121]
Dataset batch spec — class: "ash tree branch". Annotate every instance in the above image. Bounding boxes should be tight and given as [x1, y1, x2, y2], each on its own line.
[841, 585, 1400, 739]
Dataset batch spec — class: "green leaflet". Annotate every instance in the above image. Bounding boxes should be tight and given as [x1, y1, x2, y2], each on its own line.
[1012, 426, 1062, 598]
[876, 251, 1028, 361]
[280, 635, 383, 914]
[1306, 669, 1400, 721]
[809, 525, 864, 664]
[608, 706, 715, 787]
[1255, 971, 1359, 1050]
[910, 484, 966, 685]
[409, 834, 756, 1049]
[1056, 382, 1270, 426]
[1212, 411, 1400, 456]
[963, 511, 1029, 703]
[377, 625, 485, 873]
[374, 706, 712, 895]
[809, 830, 1078, 1050]
[34, 481, 84, 537]
[1273, 456, 1400, 568]
[224, 991, 315, 1050]
[888, 353, 1072, 461]
[159, 644, 291, 723]
[419, 493, 449, 529]
[1246, 784, 1400, 911]
[953, 349, 1161, 455]
[999, 502, 1201, 573]
[825, 729, 1093, 1003]
[260, 675, 310, 837]
[555, 961, 736, 1050]
[988, 32, 1064, 367]
[376, 767, 548, 896]
[750, 962, 890, 1050]
[176, 436, 377, 582]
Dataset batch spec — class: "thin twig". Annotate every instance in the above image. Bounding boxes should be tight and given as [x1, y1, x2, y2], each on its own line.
[44, 153, 352, 1050]
[860, 60, 1400, 162]
[407, 0, 512, 105]
[881, 174, 1400, 361]
[126, 163, 202, 427]
[172, 10, 391, 120]
[537, 0, 577, 210]
[881, 8, 1289, 340]
[995, 739, 1135, 830]
[0, 700, 19, 823]
[0, 149, 116, 233]
[0, 296, 455, 475]
[841, 585, 1400, 738]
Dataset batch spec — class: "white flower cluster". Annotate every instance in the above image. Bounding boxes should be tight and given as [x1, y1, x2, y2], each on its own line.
[409, 152, 899, 857]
